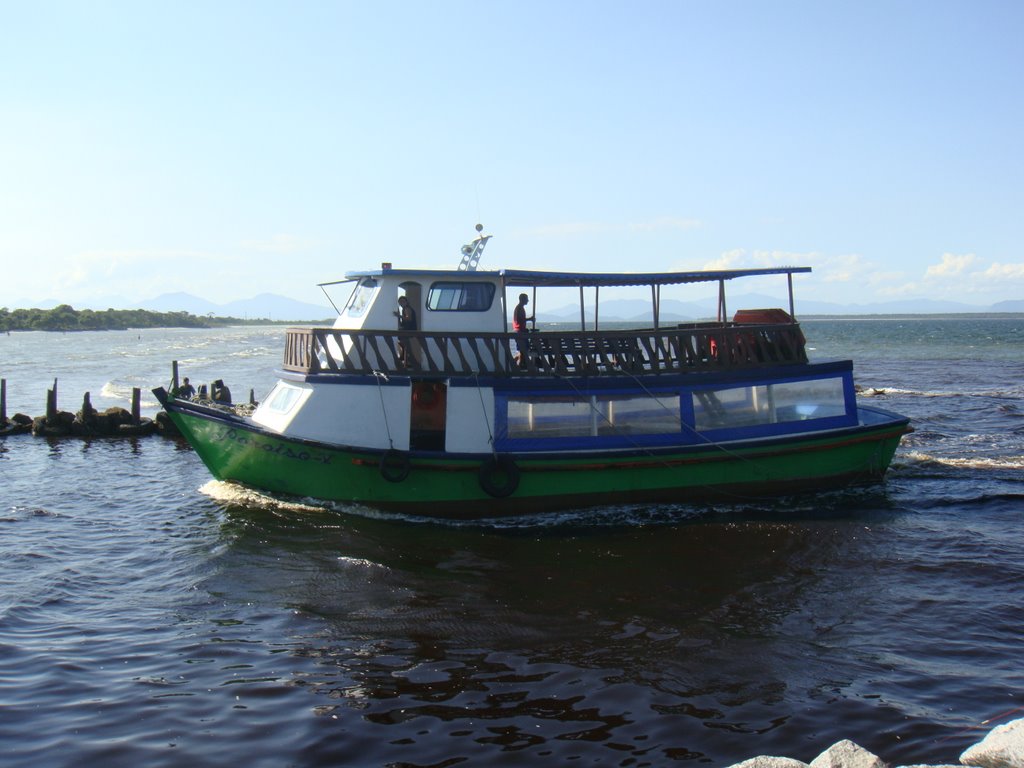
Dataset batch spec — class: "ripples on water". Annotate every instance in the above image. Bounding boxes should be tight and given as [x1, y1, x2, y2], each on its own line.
[1, 319, 1022, 766]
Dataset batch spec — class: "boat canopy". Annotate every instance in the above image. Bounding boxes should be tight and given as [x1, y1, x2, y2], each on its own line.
[332, 266, 811, 288]
[324, 265, 812, 329]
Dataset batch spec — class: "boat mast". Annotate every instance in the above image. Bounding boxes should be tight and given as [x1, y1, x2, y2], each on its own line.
[458, 223, 490, 272]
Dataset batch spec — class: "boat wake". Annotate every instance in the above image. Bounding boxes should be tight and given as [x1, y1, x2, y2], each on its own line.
[898, 451, 1024, 472]
[199, 480, 333, 515]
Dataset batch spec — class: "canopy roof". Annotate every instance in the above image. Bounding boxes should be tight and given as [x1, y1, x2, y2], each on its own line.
[330, 266, 811, 288]
[497, 266, 810, 288]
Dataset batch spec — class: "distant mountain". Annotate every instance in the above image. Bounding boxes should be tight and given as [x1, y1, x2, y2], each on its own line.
[991, 299, 1024, 312]
[134, 292, 221, 315]
[797, 297, 991, 315]
[133, 292, 333, 321]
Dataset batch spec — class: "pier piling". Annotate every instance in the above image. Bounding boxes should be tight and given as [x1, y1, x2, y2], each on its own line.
[46, 380, 58, 424]
[1, 365, 248, 441]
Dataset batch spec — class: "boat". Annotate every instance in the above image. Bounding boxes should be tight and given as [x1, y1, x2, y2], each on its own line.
[154, 227, 912, 519]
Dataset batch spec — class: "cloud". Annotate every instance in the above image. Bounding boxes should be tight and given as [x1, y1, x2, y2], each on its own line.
[977, 261, 1024, 281]
[702, 248, 843, 273]
[925, 252, 978, 278]
[700, 248, 748, 270]
[884, 253, 1024, 300]
[815, 253, 873, 283]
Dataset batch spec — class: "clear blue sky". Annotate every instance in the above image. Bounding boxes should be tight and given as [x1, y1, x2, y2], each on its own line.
[2, 1, 1021, 310]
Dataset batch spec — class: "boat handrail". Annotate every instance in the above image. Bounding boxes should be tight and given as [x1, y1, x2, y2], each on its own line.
[282, 323, 808, 378]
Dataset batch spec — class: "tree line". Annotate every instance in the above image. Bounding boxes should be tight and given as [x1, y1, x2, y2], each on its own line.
[0, 305, 282, 332]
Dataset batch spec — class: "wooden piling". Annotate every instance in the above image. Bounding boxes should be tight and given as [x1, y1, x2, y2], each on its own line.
[131, 388, 141, 425]
[1, 378, 6, 425]
[46, 379, 57, 422]
[171, 361, 179, 392]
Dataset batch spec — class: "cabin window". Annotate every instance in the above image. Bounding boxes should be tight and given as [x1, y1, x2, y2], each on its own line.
[346, 279, 378, 317]
[426, 281, 496, 312]
[692, 377, 848, 431]
[263, 382, 305, 415]
[506, 393, 681, 440]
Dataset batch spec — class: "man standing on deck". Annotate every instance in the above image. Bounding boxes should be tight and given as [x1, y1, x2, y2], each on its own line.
[395, 295, 418, 366]
[513, 293, 534, 367]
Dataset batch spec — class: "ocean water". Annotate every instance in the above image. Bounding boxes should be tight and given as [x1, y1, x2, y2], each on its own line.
[1, 317, 1021, 767]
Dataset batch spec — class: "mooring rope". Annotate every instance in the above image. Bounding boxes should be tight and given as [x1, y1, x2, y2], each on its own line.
[372, 370, 394, 449]
[473, 372, 496, 454]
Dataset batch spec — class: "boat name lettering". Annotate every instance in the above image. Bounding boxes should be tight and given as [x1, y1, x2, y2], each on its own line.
[216, 428, 332, 465]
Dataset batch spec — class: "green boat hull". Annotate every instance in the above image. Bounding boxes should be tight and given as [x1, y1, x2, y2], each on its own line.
[164, 400, 910, 519]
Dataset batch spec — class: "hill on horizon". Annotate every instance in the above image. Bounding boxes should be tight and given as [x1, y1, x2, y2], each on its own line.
[10, 292, 335, 321]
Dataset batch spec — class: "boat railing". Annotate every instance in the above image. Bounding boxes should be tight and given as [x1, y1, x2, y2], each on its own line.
[282, 322, 807, 378]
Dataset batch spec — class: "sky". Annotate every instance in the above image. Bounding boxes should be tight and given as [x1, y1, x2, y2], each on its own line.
[2, 0, 1022, 311]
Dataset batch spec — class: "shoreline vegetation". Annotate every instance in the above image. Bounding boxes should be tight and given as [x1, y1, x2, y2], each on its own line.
[0, 305, 330, 332]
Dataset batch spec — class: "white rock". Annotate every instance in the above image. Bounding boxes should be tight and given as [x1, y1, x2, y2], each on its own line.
[727, 757, 809, 768]
[810, 740, 888, 768]
[960, 718, 1024, 768]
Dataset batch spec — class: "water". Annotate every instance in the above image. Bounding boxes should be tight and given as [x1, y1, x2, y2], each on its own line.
[1, 317, 1022, 766]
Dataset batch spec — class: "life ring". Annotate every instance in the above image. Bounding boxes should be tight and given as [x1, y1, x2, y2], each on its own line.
[379, 449, 411, 483]
[412, 384, 439, 410]
[478, 455, 520, 498]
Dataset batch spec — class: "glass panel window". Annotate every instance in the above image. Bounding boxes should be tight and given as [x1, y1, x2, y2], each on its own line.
[346, 279, 378, 317]
[692, 377, 847, 431]
[507, 393, 680, 439]
[264, 383, 304, 414]
[426, 282, 496, 311]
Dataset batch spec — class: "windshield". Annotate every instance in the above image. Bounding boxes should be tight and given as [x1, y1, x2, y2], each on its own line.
[346, 279, 378, 317]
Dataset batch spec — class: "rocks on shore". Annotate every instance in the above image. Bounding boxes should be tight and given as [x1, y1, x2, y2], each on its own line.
[728, 717, 1024, 768]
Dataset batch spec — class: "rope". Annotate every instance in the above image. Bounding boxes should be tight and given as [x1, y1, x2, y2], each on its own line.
[372, 370, 394, 449]
[473, 373, 496, 454]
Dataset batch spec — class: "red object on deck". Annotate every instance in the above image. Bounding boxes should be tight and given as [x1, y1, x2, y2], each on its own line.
[732, 308, 795, 325]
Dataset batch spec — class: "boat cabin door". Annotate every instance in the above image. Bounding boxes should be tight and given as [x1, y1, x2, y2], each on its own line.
[410, 380, 446, 451]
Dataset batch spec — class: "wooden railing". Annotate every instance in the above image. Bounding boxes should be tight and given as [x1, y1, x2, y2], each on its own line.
[282, 323, 807, 378]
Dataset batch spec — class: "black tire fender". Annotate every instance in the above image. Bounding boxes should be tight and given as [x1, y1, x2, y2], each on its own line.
[478, 455, 520, 498]
[379, 449, 411, 483]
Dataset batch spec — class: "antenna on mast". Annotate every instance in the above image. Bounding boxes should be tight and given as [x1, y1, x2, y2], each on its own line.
[458, 223, 490, 271]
